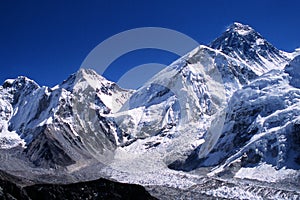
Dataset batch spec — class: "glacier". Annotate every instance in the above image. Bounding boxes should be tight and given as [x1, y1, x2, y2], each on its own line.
[0, 22, 300, 199]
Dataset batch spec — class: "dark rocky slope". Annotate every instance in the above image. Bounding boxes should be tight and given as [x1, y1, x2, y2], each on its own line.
[0, 171, 156, 200]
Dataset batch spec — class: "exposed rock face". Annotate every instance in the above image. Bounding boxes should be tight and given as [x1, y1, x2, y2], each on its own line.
[0, 171, 156, 200]
[0, 22, 300, 199]
[0, 69, 133, 168]
[210, 22, 290, 75]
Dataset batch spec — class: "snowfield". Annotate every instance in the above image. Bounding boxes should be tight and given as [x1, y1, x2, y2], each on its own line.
[0, 22, 300, 199]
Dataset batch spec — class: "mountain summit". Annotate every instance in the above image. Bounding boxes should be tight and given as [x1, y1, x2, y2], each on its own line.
[227, 22, 255, 35]
[210, 22, 291, 75]
[0, 23, 299, 199]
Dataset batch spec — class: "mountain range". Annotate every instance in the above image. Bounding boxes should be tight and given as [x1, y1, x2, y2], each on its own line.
[0, 22, 299, 199]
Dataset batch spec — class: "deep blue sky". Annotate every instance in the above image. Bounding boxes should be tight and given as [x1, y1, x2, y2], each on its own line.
[1, 0, 300, 87]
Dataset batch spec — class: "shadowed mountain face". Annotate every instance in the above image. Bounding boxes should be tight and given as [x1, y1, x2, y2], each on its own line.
[0, 69, 132, 168]
[210, 22, 290, 75]
[0, 22, 300, 199]
[0, 170, 156, 200]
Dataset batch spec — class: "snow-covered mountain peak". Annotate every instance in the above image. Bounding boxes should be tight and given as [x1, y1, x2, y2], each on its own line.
[227, 22, 254, 36]
[60, 68, 109, 91]
[210, 22, 290, 75]
[76, 68, 108, 83]
[58, 68, 133, 113]
[0, 23, 300, 199]
[2, 76, 40, 93]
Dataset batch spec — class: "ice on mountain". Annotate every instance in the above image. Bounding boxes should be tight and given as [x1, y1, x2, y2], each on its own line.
[0, 22, 299, 198]
[235, 164, 299, 183]
[200, 68, 300, 179]
[228, 22, 254, 36]
[285, 55, 300, 88]
[210, 22, 290, 75]
[0, 95, 26, 149]
[0, 125, 25, 149]
[0, 69, 133, 168]
[256, 38, 265, 46]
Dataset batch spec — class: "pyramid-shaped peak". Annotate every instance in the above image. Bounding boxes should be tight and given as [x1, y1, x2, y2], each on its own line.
[72, 68, 108, 83]
[59, 68, 113, 92]
[210, 22, 265, 52]
[209, 22, 289, 75]
[77, 68, 99, 76]
[227, 22, 254, 36]
[75, 68, 102, 79]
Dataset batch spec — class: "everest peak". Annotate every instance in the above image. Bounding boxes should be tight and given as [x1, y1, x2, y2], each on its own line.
[227, 22, 255, 36]
[210, 22, 290, 75]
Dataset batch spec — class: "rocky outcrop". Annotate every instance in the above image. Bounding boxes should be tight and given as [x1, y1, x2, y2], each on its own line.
[0, 170, 156, 200]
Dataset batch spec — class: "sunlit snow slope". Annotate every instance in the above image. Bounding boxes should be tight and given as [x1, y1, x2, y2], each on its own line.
[0, 22, 299, 199]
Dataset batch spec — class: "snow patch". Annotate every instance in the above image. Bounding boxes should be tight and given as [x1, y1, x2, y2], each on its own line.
[235, 164, 299, 183]
[204, 186, 263, 200]
[0, 123, 26, 149]
[256, 38, 265, 45]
